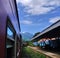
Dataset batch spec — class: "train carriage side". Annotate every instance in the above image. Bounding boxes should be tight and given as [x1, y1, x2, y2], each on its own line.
[0, 0, 21, 58]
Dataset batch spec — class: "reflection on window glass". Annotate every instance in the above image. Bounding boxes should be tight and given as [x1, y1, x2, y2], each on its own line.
[7, 27, 13, 37]
[33, 42, 38, 46]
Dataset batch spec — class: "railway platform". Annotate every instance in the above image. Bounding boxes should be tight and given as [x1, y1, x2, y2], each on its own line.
[28, 46, 60, 58]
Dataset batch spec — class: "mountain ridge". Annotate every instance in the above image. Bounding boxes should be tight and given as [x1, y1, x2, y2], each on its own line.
[21, 32, 33, 41]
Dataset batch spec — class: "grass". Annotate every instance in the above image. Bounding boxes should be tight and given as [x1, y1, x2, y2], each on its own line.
[22, 46, 46, 58]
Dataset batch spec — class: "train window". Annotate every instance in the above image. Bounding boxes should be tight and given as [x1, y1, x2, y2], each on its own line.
[59, 37, 60, 39]
[7, 27, 13, 38]
[33, 42, 38, 46]
[6, 19, 15, 58]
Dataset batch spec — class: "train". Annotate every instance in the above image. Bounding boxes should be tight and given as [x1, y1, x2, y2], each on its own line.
[39, 38, 60, 50]
[0, 0, 22, 58]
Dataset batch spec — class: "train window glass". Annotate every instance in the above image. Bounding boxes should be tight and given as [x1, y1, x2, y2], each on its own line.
[45, 40, 49, 45]
[59, 37, 60, 39]
[7, 27, 14, 38]
[33, 42, 38, 46]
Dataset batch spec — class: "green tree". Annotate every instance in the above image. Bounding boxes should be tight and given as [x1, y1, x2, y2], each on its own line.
[33, 32, 40, 37]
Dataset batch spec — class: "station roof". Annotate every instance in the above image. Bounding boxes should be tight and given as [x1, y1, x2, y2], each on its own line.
[31, 20, 60, 42]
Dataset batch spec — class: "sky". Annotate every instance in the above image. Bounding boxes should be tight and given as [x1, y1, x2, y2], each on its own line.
[16, 0, 60, 34]
[7, 28, 13, 36]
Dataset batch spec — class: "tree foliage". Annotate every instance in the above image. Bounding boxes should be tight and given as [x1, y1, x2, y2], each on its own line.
[33, 32, 40, 37]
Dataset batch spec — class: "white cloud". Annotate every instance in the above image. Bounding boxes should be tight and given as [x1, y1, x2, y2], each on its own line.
[17, 0, 60, 15]
[24, 7, 54, 15]
[20, 20, 32, 25]
[24, 15, 30, 17]
[22, 32, 26, 33]
[20, 20, 42, 26]
[17, 0, 31, 6]
[49, 17, 60, 23]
